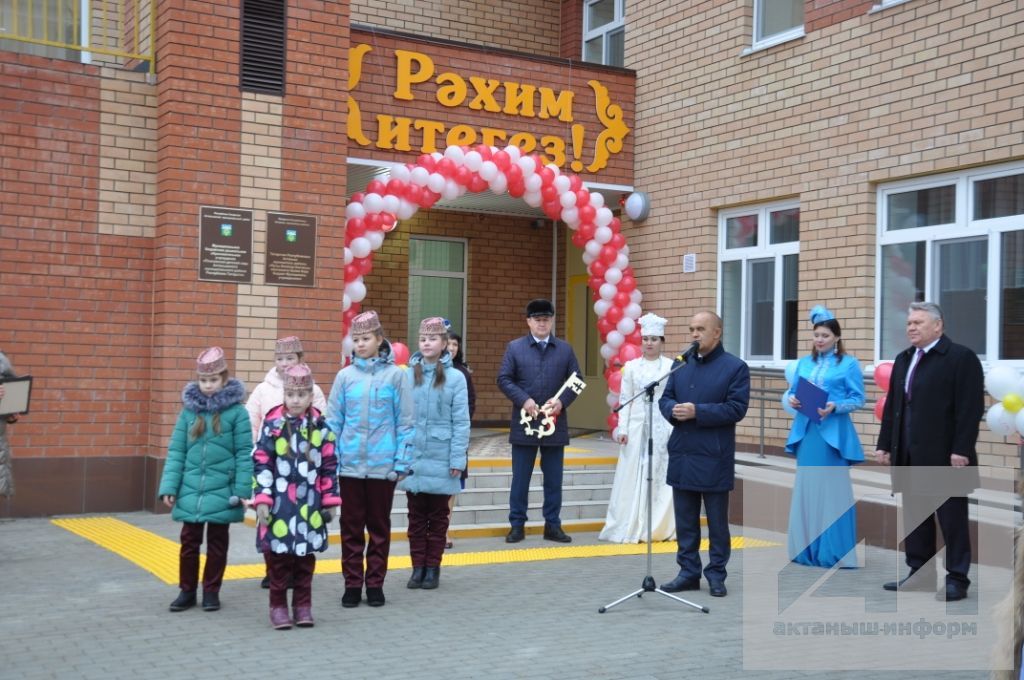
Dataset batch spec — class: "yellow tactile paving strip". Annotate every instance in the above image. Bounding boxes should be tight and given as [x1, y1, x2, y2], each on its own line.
[52, 517, 777, 585]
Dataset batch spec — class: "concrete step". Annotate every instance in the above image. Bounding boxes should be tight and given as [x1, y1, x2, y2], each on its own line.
[462, 468, 618, 489]
[391, 483, 611, 510]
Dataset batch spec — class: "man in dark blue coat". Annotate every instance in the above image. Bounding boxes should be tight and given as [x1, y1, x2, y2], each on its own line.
[659, 311, 749, 597]
[497, 299, 582, 544]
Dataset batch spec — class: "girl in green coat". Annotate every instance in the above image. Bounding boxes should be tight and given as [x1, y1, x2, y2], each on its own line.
[158, 347, 253, 613]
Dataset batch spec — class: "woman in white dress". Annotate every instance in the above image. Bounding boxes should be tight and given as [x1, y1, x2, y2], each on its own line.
[599, 313, 676, 543]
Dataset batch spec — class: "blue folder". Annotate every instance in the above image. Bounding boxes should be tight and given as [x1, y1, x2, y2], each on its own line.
[795, 376, 828, 423]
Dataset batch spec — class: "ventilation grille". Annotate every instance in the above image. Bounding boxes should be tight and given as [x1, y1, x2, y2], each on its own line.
[240, 0, 286, 95]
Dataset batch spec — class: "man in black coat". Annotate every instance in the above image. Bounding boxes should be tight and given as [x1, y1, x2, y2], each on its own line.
[497, 299, 582, 544]
[658, 311, 749, 598]
[874, 301, 984, 602]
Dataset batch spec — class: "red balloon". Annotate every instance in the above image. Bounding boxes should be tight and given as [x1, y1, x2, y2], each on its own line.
[874, 362, 894, 392]
[571, 230, 588, 248]
[609, 217, 622, 234]
[416, 154, 436, 171]
[437, 158, 456, 177]
[626, 328, 642, 345]
[347, 218, 366, 239]
[538, 166, 555, 186]
[380, 212, 397, 232]
[421, 191, 439, 208]
[474, 144, 492, 160]
[344, 263, 360, 282]
[613, 291, 630, 308]
[508, 180, 525, 198]
[575, 188, 590, 207]
[874, 395, 887, 422]
[606, 305, 624, 324]
[589, 260, 608, 279]
[455, 166, 473, 186]
[576, 223, 595, 242]
[609, 233, 626, 250]
[406, 184, 423, 204]
[469, 176, 488, 192]
[364, 212, 382, 229]
[597, 317, 614, 337]
[618, 343, 642, 363]
[366, 179, 386, 195]
[356, 256, 373, 275]
[492, 150, 511, 170]
[343, 306, 359, 324]
[578, 204, 596, 224]
[608, 370, 622, 393]
[541, 184, 558, 202]
[606, 412, 618, 431]
[599, 245, 618, 265]
[391, 341, 411, 366]
[385, 179, 405, 196]
[506, 164, 523, 184]
[588, 274, 603, 291]
[569, 175, 583, 192]
[619, 275, 636, 293]
[349, 192, 365, 204]
[543, 200, 561, 219]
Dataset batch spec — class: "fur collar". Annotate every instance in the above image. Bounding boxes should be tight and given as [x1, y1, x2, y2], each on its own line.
[182, 378, 246, 413]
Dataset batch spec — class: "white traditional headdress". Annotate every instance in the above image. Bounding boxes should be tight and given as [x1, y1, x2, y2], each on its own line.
[638, 312, 667, 337]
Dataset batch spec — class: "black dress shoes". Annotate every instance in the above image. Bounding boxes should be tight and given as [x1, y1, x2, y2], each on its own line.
[201, 591, 220, 611]
[882, 569, 936, 592]
[366, 587, 386, 607]
[936, 583, 968, 601]
[708, 581, 727, 597]
[168, 590, 196, 612]
[543, 524, 572, 543]
[341, 587, 361, 608]
[407, 566, 425, 589]
[506, 526, 525, 543]
[421, 566, 440, 590]
[660, 573, 699, 593]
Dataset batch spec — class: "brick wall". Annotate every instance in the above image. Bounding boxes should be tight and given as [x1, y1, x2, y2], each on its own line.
[627, 0, 1024, 472]
[352, 0, 563, 58]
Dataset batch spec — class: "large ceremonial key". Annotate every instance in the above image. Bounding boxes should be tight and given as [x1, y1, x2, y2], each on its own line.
[520, 371, 587, 438]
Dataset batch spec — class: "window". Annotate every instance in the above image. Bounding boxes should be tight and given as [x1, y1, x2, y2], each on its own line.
[752, 0, 804, 50]
[719, 202, 800, 363]
[408, 237, 468, 348]
[0, 0, 81, 61]
[582, 0, 624, 67]
[877, 162, 1024, 361]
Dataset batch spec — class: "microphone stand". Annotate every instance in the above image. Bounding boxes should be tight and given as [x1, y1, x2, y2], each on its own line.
[599, 350, 709, 614]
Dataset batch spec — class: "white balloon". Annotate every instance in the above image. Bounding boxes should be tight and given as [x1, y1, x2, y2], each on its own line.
[620, 244, 630, 257]
[523, 190, 543, 207]
[614, 253, 629, 270]
[410, 166, 430, 185]
[489, 173, 508, 194]
[427, 172, 446, 194]
[344, 247, 353, 265]
[604, 267, 622, 285]
[343, 294, 352, 311]
[607, 392, 620, 408]
[391, 164, 411, 182]
[350, 237, 371, 259]
[464, 150, 483, 171]
[582, 251, 596, 266]
[382, 194, 400, 215]
[1016, 408, 1024, 437]
[600, 283, 617, 300]
[345, 202, 365, 219]
[561, 207, 579, 226]
[596, 207, 613, 227]
[585, 239, 602, 257]
[590, 192, 605, 208]
[504, 145, 522, 162]
[617, 317, 636, 335]
[630, 289, 643, 304]
[600, 343, 616, 360]
[553, 175, 571, 193]
[594, 299, 611, 317]
[366, 230, 385, 250]
[479, 160, 499, 181]
[611, 425, 621, 439]
[431, 151, 443, 162]
[606, 330, 624, 348]
[342, 335, 354, 356]
[346, 278, 367, 303]
[985, 364, 1020, 400]
[442, 179, 461, 200]
[362, 193, 383, 213]
[397, 200, 418, 220]
[517, 155, 536, 176]
[525, 174, 542, 192]
[624, 302, 642, 319]
[594, 226, 613, 244]
[986, 403, 1016, 436]
[560, 191, 577, 208]
[443, 145, 465, 164]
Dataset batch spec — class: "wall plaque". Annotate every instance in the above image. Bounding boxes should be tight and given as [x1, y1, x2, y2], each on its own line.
[265, 212, 317, 288]
[199, 207, 253, 283]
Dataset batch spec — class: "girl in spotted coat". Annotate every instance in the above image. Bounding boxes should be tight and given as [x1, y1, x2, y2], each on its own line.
[253, 364, 340, 630]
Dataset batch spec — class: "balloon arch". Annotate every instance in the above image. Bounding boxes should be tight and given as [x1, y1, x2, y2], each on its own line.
[341, 144, 645, 437]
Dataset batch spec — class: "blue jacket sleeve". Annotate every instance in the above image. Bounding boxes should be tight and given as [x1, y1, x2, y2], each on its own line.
[392, 367, 416, 473]
[695, 362, 750, 427]
[449, 370, 471, 472]
[832, 357, 865, 415]
[325, 370, 345, 440]
[659, 369, 681, 425]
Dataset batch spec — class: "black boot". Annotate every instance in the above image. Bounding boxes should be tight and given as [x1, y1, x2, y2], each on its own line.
[169, 590, 196, 612]
[407, 566, 425, 589]
[341, 587, 361, 608]
[201, 591, 220, 611]
[421, 566, 440, 590]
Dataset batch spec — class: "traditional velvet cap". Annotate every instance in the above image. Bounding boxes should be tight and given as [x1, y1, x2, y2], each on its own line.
[283, 363, 314, 390]
[196, 347, 227, 375]
[638, 312, 667, 337]
[351, 310, 382, 335]
[275, 336, 303, 355]
[525, 299, 555, 318]
[809, 304, 836, 326]
[418, 317, 448, 335]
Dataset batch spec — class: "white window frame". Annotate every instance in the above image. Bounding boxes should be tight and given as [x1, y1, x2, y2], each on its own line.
[408, 235, 469, 354]
[875, 160, 1024, 365]
[748, 0, 805, 53]
[717, 200, 800, 366]
[582, 0, 625, 67]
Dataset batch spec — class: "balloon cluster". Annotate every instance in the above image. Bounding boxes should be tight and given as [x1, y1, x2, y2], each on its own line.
[340, 144, 644, 414]
[983, 364, 1024, 437]
[871, 362, 894, 421]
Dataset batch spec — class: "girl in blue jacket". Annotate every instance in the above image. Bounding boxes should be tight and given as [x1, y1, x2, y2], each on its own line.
[326, 310, 414, 608]
[400, 317, 470, 591]
[158, 347, 253, 613]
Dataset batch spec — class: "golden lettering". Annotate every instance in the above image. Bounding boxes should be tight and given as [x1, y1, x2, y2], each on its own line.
[540, 135, 566, 166]
[346, 97, 371, 146]
[414, 119, 445, 153]
[508, 132, 537, 153]
[376, 115, 414, 151]
[539, 88, 574, 122]
[467, 76, 502, 113]
[394, 50, 434, 101]
[435, 72, 467, 108]
[503, 82, 537, 117]
[446, 124, 478, 147]
[481, 127, 508, 147]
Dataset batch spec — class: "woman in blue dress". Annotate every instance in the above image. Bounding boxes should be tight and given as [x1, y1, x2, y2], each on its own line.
[784, 305, 865, 568]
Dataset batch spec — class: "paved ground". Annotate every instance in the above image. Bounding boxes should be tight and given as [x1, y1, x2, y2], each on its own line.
[0, 508, 1007, 680]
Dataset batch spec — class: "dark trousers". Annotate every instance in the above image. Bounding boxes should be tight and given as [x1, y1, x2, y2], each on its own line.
[903, 495, 971, 587]
[178, 521, 229, 593]
[265, 552, 316, 608]
[672, 489, 730, 583]
[509, 444, 564, 527]
[339, 476, 396, 588]
[407, 492, 451, 567]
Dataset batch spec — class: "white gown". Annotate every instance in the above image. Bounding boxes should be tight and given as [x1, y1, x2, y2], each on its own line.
[599, 355, 677, 543]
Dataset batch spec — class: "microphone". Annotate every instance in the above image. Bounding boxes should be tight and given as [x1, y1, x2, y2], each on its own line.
[675, 341, 700, 362]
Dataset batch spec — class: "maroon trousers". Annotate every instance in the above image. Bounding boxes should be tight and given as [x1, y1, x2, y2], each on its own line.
[406, 492, 451, 568]
[178, 522, 229, 593]
[265, 552, 316, 608]
[339, 477, 396, 588]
